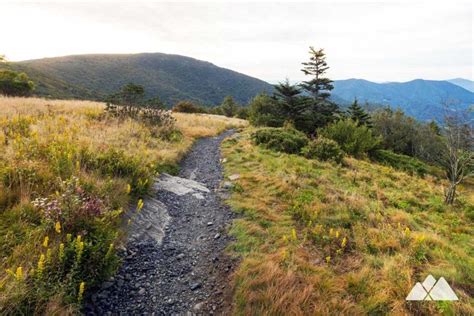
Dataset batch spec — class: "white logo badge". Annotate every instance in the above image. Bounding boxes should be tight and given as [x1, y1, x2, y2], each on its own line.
[406, 275, 458, 301]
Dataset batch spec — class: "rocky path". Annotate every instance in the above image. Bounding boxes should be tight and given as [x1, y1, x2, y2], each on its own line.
[86, 130, 237, 315]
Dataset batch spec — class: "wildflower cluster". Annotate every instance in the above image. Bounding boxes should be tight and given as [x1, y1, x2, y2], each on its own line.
[310, 224, 350, 264]
[32, 177, 107, 228]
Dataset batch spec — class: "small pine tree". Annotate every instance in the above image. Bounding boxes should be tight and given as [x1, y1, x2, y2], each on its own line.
[273, 79, 306, 121]
[347, 98, 372, 127]
[300, 47, 333, 100]
[221, 96, 238, 117]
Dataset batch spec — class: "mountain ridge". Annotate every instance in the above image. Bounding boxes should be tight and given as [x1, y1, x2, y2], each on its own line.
[9, 52, 274, 105]
[3, 53, 473, 122]
[331, 78, 474, 122]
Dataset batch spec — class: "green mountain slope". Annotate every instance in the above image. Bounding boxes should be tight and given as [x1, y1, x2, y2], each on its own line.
[11, 53, 274, 105]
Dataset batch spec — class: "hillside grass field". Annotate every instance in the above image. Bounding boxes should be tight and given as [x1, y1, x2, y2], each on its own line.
[0, 96, 246, 314]
[222, 129, 473, 315]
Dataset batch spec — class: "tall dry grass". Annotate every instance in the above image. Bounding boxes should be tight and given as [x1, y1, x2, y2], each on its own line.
[0, 96, 246, 314]
[222, 129, 474, 316]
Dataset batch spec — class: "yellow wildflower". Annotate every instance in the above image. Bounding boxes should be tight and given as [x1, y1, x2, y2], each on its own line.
[78, 281, 86, 303]
[46, 248, 52, 264]
[55, 221, 61, 234]
[137, 199, 144, 211]
[291, 228, 297, 241]
[335, 230, 340, 238]
[59, 243, 65, 262]
[15, 267, 23, 281]
[42, 236, 49, 248]
[325, 256, 331, 264]
[341, 237, 347, 248]
[37, 254, 45, 278]
[404, 227, 411, 237]
[126, 184, 131, 194]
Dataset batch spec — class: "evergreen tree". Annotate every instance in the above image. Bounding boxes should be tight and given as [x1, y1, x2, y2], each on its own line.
[347, 98, 372, 127]
[300, 47, 334, 100]
[273, 79, 306, 121]
[221, 96, 238, 117]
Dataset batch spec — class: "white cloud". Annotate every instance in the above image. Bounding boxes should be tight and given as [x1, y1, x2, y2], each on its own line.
[0, 0, 472, 82]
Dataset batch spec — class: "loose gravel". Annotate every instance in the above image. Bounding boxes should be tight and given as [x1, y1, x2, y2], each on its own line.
[85, 130, 238, 315]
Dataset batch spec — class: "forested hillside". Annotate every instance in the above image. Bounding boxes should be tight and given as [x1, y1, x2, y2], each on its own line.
[10, 53, 274, 105]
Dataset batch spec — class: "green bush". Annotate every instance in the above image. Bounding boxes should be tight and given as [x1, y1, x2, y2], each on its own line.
[371, 149, 428, 177]
[248, 94, 285, 127]
[252, 127, 308, 154]
[302, 137, 344, 163]
[318, 119, 380, 157]
[172, 100, 208, 113]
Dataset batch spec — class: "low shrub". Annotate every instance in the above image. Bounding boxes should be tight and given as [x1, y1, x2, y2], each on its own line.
[248, 94, 285, 127]
[302, 137, 344, 163]
[371, 149, 429, 177]
[252, 127, 308, 154]
[318, 119, 380, 157]
[106, 103, 176, 128]
[172, 101, 208, 114]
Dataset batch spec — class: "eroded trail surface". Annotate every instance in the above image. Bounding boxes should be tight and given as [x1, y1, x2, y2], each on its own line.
[86, 130, 237, 315]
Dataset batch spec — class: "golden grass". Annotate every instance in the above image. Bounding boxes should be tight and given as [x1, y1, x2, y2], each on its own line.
[0, 96, 246, 313]
[222, 129, 474, 316]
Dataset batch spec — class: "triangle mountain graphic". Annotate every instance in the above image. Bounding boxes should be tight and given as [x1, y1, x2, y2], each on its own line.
[406, 275, 458, 301]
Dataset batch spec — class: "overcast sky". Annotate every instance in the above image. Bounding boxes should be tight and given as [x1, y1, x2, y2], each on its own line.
[1, 0, 472, 82]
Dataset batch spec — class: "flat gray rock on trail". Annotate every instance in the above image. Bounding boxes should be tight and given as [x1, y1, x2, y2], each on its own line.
[126, 197, 170, 245]
[154, 173, 210, 196]
[85, 130, 237, 315]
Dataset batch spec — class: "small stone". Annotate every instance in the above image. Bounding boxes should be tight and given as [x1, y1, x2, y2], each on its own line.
[222, 181, 233, 189]
[207, 222, 213, 226]
[176, 253, 185, 260]
[214, 233, 221, 239]
[228, 174, 240, 181]
[193, 302, 204, 311]
[138, 288, 146, 295]
[190, 282, 201, 291]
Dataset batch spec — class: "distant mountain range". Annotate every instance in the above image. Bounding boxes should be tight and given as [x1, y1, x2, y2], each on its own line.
[447, 78, 474, 92]
[331, 78, 474, 122]
[2, 53, 473, 122]
[6, 53, 274, 105]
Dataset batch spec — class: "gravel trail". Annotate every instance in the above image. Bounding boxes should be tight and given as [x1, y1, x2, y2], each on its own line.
[86, 130, 237, 315]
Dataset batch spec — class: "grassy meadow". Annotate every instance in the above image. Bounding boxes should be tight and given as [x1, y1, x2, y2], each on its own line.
[0, 96, 246, 314]
[222, 129, 473, 315]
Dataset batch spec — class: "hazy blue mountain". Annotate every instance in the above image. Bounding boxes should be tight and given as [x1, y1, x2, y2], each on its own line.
[447, 78, 474, 93]
[10, 53, 274, 105]
[332, 78, 474, 122]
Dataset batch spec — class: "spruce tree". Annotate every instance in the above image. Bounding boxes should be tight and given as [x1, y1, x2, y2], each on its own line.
[300, 47, 334, 100]
[273, 79, 306, 121]
[348, 98, 372, 127]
